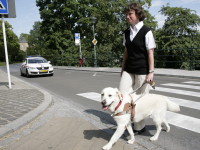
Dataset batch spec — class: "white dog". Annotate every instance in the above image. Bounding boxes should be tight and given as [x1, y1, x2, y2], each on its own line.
[101, 87, 180, 150]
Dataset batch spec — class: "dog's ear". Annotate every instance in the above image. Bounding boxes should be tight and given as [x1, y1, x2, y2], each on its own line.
[115, 88, 123, 100]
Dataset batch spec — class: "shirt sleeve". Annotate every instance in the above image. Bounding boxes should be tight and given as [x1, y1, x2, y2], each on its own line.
[145, 31, 156, 50]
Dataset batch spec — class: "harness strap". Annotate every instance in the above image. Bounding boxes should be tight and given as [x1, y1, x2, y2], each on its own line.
[129, 94, 136, 121]
[114, 102, 136, 120]
[130, 102, 136, 121]
[112, 94, 136, 121]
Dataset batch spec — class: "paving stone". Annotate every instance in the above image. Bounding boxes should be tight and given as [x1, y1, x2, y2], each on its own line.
[0, 70, 44, 127]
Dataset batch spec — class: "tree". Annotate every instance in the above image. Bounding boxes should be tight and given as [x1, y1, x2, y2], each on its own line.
[36, 0, 156, 66]
[26, 21, 45, 56]
[155, 4, 200, 69]
[19, 33, 29, 42]
[0, 21, 21, 62]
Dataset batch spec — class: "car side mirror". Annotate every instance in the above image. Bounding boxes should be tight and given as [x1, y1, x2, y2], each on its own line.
[48, 61, 51, 64]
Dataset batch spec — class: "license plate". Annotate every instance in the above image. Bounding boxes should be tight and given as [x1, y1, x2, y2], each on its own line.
[40, 70, 48, 72]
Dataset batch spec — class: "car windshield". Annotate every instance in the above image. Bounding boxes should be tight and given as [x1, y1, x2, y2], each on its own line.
[28, 58, 48, 64]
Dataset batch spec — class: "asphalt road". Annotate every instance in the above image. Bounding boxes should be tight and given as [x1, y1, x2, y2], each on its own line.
[2, 64, 200, 150]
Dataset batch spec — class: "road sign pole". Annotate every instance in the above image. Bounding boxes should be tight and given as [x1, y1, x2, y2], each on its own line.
[2, 16, 11, 89]
[75, 33, 82, 59]
[79, 42, 82, 59]
[93, 23, 97, 67]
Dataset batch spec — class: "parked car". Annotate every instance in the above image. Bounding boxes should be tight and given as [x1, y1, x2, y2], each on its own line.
[20, 56, 54, 77]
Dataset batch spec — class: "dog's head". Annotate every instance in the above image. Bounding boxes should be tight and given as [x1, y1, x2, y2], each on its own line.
[101, 87, 122, 111]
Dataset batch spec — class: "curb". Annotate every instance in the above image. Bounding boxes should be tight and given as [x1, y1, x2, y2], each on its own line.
[54, 66, 200, 79]
[54, 66, 120, 73]
[0, 76, 53, 138]
[153, 73, 200, 79]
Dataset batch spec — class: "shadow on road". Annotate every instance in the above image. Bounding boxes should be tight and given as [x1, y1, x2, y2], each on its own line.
[84, 109, 116, 126]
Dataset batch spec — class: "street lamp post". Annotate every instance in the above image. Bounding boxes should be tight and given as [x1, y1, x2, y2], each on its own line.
[92, 16, 97, 67]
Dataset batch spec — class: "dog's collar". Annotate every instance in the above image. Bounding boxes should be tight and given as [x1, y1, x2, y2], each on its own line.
[114, 100, 122, 111]
[114, 93, 123, 111]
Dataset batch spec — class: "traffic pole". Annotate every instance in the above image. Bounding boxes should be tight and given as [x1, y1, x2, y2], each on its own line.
[2, 15, 12, 89]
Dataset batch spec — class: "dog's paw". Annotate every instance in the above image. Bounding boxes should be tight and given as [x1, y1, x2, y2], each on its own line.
[102, 144, 112, 150]
[150, 136, 158, 141]
[127, 139, 135, 144]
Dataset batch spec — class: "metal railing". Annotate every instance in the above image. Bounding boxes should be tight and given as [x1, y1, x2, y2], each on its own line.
[1, 48, 199, 70]
[45, 48, 200, 70]
[155, 48, 200, 70]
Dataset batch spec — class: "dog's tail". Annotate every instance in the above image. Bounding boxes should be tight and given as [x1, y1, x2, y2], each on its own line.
[166, 97, 180, 112]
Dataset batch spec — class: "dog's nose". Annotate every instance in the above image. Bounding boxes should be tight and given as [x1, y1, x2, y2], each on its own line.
[101, 100, 106, 105]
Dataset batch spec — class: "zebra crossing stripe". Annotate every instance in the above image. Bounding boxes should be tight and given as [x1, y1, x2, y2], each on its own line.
[162, 83, 200, 90]
[169, 97, 200, 110]
[183, 81, 200, 85]
[77, 92, 101, 102]
[153, 87, 200, 98]
[166, 112, 200, 133]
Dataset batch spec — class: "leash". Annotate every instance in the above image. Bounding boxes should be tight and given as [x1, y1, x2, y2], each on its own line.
[130, 81, 156, 103]
[131, 80, 155, 94]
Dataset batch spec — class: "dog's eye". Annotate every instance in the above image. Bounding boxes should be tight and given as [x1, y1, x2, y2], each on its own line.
[101, 94, 104, 97]
[108, 94, 112, 97]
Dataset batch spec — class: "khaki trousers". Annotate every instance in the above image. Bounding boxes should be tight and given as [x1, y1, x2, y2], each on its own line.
[119, 71, 150, 130]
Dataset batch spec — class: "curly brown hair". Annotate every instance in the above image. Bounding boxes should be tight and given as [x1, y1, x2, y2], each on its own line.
[124, 3, 146, 21]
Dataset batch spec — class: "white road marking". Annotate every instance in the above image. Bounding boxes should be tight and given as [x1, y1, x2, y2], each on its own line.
[162, 83, 200, 90]
[93, 72, 97, 76]
[77, 92, 101, 102]
[166, 112, 200, 133]
[183, 81, 200, 85]
[77, 91, 200, 133]
[169, 97, 200, 110]
[153, 87, 200, 98]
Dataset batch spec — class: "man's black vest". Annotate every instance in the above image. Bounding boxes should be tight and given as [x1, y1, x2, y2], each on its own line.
[124, 25, 151, 74]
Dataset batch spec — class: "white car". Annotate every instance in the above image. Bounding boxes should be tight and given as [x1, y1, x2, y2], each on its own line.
[20, 56, 54, 77]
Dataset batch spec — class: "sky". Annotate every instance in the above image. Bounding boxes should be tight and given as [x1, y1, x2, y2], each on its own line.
[4, 0, 200, 37]
[149, 0, 200, 29]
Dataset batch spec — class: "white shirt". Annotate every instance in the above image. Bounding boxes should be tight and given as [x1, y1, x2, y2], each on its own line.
[123, 21, 156, 50]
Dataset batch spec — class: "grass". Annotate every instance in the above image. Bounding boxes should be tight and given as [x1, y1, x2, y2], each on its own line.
[0, 62, 6, 66]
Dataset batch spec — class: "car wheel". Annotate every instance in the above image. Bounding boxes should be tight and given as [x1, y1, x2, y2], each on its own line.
[20, 69, 23, 76]
[49, 73, 53, 76]
[26, 69, 30, 78]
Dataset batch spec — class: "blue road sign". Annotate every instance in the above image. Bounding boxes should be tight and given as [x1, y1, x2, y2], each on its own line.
[0, 0, 8, 14]
[75, 33, 80, 39]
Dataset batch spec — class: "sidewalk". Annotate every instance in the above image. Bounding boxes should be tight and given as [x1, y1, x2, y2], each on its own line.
[0, 69, 52, 138]
[0, 67, 199, 150]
